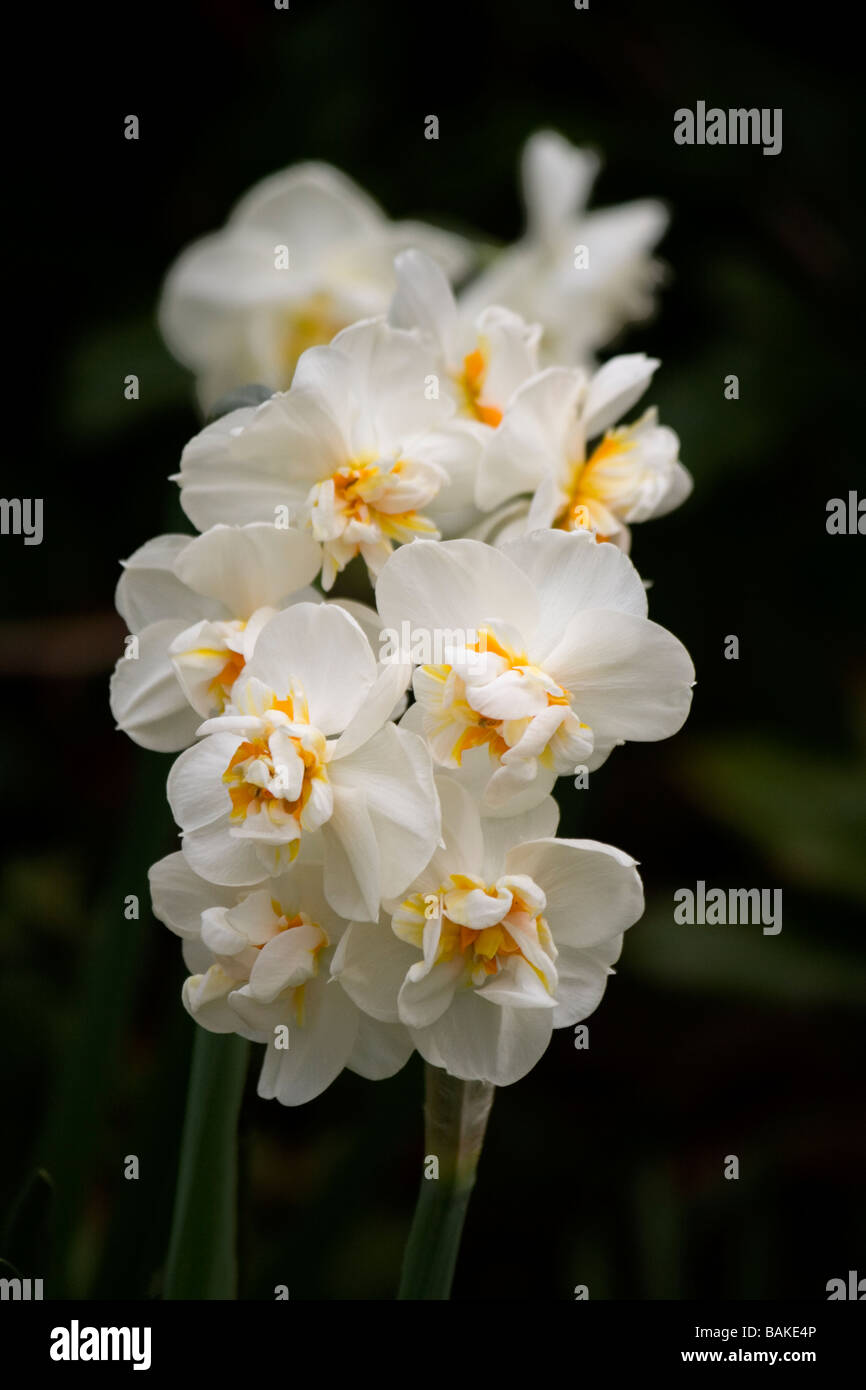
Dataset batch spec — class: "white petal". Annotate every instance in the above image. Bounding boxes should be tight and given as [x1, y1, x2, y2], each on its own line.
[425, 734, 557, 819]
[110, 618, 201, 752]
[181, 813, 269, 887]
[477, 955, 557, 1010]
[331, 919, 415, 1023]
[639, 456, 693, 521]
[225, 889, 286, 946]
[522, 130, 599, 243]
[330, 317, 451, 450]
[411, 988, 553, 1085]
[479, 797, 560, 880]
[476, 367, 584, 511]
[475, 305, 542, 410]
[330, 658, 412, 759]
[174, 523, 321, 617]
[545, 609, 694, 742]
[375, 537, 539, 643]
[346, 1014, 414, 1080]
[331, 723, 440, 899]
[502, 527, 649, 659]
[321, 783, 381, 921]
[116, 534, 217, 634]
[182, 964, 243, 1035]
[551, 938, 623, 1028]
[506, 837, 644, 949]
[414, 422, 485, 539]
[244, 602, 377, 733]
[167, 731, 239, 832]
[398, 956, 464, 1029]
[388, 249, 459, 361]
[582, 353, 659, 439]
[229, 161, 384, 251]
[158, 229, 285, 376]
[178, 391, 347, 533]
[248, 923, 326, 1001]
[148, 852, 238, 939]
[426, 775, 485, 881]
[254, 971, 359, 1106]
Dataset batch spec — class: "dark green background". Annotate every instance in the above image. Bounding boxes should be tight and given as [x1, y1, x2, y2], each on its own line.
[1, 0, 863, 1299]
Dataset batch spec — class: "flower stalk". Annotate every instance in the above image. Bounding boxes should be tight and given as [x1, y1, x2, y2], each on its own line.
[163, 1030, 249, 1299]
[398, 1064, 495, 1300]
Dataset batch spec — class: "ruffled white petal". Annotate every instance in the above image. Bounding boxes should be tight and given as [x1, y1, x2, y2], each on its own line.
[411, 989, 553, 1086]
[174, 523, 321, 617]
[544, 609, 695, 743]
[243, 602, 377, 734]
[375, 538, 539, 643]
[331, 723, 441, 899]
[110, 618, 201, 752]
[582, 353, 659, 439]
[148, 852, 240, 939]
[475, 367, 584, 511]
[501, 528, 649, 659]
[253, 972, 360, 1106]
[505, 837, 644, 950]
[115, 534, 220, 634]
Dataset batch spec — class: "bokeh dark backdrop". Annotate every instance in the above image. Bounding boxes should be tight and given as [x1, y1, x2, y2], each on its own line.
[2, 0, 863, 1300]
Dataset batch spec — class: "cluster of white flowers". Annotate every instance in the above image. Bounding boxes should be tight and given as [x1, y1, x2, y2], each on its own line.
[112, 132, 695, 1103]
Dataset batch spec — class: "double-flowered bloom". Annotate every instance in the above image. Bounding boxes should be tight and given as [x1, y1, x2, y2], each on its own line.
[167, 602, 437, 921]
[110, 523, 321, 750]
[177, 319, 483, 590]
[333, 776, 644, 1085]
[150, 854, 412, 1105]
[377, 529, 694, 808]
[477, 352, 692, 549]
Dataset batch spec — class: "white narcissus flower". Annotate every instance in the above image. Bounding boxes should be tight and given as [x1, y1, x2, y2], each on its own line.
[167, 602, 440, 921]
[176, 319, 483, 590]
[476, 353, 692, 549]
[376, 530, 695, 809]
[333, 777, 644, 1086]
[158, 161, 474, 409]
[388, 249, 541, 431]
[460, 130, 668, 367]
[109, 524, 322, 751]
[149, 853, 412, 1106]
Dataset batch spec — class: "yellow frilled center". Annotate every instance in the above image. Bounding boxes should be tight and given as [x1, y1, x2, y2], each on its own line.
[423, 627, 570, 766]
[207, 645, 247, 710]
[397, 874, 553, 984]
[221, 692, 328, 858]
[556, 427, 637, 536]
[457, 347, 503, 428]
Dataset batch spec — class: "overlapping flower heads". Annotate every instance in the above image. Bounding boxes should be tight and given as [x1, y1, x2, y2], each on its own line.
[112, 131, 695, 1103]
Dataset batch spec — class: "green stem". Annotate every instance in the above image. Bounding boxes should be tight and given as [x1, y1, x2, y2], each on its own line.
[163, 1029, 249, 1300]
[398, 1064, 495, 1300]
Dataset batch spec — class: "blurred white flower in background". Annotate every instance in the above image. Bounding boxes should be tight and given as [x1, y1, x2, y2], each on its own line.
[159, 162, 473, 409]
[460, 130, 668, 367]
